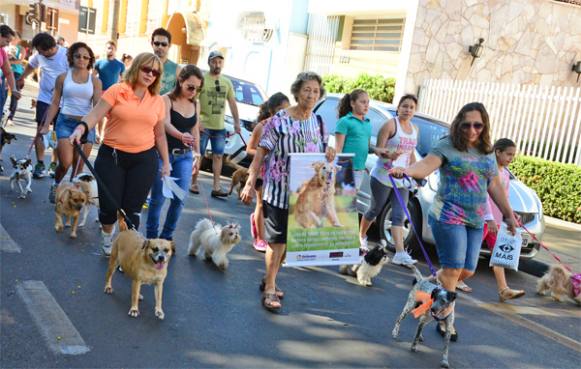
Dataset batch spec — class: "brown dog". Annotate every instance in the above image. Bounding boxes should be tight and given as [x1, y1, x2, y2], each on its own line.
[104, 214, 175, 319]
[537, 264, 581, 306]
[54, 181, 88, 238]
[293, 161, 327, 228]
[229, 167, 249, 198]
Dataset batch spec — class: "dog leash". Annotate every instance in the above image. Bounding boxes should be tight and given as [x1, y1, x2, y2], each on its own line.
[388, 174, 438, 277]
[518, 220, 574, 273]
[25, 133, 37, 158]
[73, 142, 136, 230]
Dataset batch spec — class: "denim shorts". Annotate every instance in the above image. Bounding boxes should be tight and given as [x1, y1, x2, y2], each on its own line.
[428, 216, 484, 271]
[55, 114, 96, 143]
[200, 129, 226, 155]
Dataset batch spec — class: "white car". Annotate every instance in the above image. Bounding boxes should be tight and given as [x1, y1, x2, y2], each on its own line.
[314, 94, 545, 259]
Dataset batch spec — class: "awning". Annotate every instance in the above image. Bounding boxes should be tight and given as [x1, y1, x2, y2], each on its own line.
[166, 12, 205, 46]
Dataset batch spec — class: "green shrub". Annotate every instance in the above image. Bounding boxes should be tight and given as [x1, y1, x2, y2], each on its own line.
[510, 156, 581, 223]
[323, 74, 396, 103]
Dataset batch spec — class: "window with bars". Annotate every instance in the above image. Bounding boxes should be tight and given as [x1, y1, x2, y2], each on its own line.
[349, 17, 405, 52]
[78, 6, 97, 34]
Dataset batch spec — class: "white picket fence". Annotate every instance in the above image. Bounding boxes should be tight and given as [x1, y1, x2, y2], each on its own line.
[418, 79, 581, 166]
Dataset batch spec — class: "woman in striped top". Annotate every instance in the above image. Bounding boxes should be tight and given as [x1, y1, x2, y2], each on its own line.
[241, 72, 335, 313]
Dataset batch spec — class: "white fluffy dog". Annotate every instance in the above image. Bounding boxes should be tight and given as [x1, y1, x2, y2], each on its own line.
[72, 172, 99, 227]
[187, 218, 241, 270]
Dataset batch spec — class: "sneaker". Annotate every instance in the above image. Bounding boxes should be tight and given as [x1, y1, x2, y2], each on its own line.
[48, 183, 58, 204]
[253, 239, 268, 253]
[392, 251, 418, 266]
[48, 162, 57, 178]
[101, 230, 113, 257]
[32, 162, 46, 179]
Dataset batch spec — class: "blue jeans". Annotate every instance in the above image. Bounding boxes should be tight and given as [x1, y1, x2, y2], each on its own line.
[55, 114, 96, 143]
[146, 151, 193, 240]
[428, 216, 484, 271]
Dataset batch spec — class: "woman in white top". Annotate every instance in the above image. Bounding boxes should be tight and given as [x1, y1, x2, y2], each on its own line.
[359, 94, 419, 266]
[42, 42, 102, 203]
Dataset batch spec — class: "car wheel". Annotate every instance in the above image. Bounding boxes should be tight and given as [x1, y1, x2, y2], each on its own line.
[377, 198, 422, 253]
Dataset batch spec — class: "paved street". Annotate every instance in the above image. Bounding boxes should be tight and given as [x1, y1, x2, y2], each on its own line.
[1, 95, 580, 368]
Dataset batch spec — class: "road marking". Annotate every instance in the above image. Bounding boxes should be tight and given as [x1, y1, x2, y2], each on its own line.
[479, 302, 581, 318]
[16, 280, 90, 355]
[0, 223, 21, 253]
[462, 294, 581, 353]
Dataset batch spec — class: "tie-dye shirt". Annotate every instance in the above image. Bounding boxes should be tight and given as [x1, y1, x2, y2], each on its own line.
[429, 136, 498, 228]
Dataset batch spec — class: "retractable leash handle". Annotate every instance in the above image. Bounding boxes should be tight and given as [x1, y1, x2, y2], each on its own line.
[73, 142, 136, 230]
[388, 174, 438, 277]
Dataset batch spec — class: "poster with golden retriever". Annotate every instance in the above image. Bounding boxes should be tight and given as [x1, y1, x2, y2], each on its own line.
[286, 153, 360, 267]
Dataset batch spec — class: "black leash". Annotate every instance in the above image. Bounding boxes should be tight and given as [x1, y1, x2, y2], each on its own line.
[73, 142, 136, 230]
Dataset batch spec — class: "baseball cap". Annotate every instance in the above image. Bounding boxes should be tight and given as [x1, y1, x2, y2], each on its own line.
[208, 50, 224, 62]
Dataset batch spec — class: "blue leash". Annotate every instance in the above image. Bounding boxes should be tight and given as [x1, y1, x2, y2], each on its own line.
[388, 174, 438, 277]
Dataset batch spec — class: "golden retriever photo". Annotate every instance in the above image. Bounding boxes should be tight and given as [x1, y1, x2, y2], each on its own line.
[104, 214, 175, 320]
[54, 181, 89, 238]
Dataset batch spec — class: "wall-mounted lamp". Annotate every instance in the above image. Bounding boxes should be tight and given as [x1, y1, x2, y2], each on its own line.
[468, 38, 485, 66]
[573, 61, 581, 83]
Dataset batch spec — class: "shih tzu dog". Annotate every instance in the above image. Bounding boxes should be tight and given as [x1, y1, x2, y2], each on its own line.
[537, 264, 581, 306]
[187, 218, 241, 270]
[340, 241, 390, 287]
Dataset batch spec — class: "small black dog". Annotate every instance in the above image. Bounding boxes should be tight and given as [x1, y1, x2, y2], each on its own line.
[340, 241, 390, 286]
[0, 127, 17, 174]
[392, 266, 457, 368]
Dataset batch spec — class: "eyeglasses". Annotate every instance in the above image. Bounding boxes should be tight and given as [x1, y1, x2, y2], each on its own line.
[153, 41, 169, 47]
[215, 80, 221, 93]
[460, 122, 484, 131]
[74, 54, 91, 60]
[186, 85, 202, 93]
[140, 66, 161, 78]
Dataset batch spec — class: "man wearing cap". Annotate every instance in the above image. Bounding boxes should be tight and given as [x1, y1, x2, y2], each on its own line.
[190, 51, 240, 197]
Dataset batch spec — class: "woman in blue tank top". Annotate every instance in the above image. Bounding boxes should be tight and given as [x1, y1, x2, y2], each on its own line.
[146, 65, 203, 240]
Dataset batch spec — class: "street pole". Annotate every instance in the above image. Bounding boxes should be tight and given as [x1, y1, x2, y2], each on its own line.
[109, 0, 120, 41]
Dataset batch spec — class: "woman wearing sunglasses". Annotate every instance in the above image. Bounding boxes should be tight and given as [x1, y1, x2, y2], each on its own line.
[69, 52, 170, 256]
[390, 102, 518, 340]
[43, 42, 102, 204]
[146, 65, 203, 240]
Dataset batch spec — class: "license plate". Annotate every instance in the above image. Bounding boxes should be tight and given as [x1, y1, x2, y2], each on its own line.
[521, 233, 530, 248]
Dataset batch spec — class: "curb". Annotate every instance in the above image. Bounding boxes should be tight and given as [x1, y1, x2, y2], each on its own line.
[544, 216, 581, 232]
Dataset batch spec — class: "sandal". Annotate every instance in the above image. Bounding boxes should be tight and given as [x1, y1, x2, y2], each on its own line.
[259, 279, 284, 299]
[189, 183, 199, 194]
[499, 287, 525, 302]
[456, 280, 472, 293]
[262, 292, 282, 313]
[436, 321, 458, 342]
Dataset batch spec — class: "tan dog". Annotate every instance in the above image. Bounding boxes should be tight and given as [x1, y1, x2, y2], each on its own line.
[537, 264, 581, 306]
[104, 215, 175, 319]
[54, 181, 88, 238]
[293, 161, 327, 228]
[229, 167, 249, 198]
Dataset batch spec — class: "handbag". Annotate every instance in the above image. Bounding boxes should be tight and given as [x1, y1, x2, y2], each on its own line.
[489, 223, 523, 271]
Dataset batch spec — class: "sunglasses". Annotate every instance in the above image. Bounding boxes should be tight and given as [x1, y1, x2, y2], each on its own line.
[153, 41, 168, 47]
[215, 80, 221, 93]
[460, 122, 484, 131]
[74, 54, 91, 60]
[186, 85, 202, 93]
[140, 66, 161, 78]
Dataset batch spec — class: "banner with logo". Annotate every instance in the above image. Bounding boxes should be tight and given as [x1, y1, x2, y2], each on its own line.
[285, 153, 360, 267]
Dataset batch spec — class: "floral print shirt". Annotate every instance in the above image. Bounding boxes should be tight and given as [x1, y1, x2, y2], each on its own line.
[429, 136, 498, 228]
[259, 109, 327, 209]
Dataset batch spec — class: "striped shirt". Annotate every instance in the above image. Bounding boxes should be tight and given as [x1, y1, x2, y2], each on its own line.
[259, 109, 327, 209]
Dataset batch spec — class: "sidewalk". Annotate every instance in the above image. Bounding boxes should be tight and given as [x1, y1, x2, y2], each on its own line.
[532, 216, 581, 273]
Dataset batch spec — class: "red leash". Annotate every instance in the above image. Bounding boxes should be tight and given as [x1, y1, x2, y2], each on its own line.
[518, 220, 573, 273]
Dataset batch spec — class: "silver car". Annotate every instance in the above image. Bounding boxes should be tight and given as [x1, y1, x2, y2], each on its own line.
[314, 94, 544, 259]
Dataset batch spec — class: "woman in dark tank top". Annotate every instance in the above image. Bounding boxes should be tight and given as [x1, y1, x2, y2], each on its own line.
[146, 65, 204, 240]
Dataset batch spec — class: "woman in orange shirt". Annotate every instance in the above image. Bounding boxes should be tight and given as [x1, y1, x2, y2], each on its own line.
[69, 52, 170, 256]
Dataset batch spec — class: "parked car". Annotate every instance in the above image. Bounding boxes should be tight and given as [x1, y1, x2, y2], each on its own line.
[314, 94, 545, 259]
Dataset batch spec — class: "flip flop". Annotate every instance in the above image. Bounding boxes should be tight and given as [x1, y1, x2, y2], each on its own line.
[259, 279, 284, 299]
[189, 184, 199, 194]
